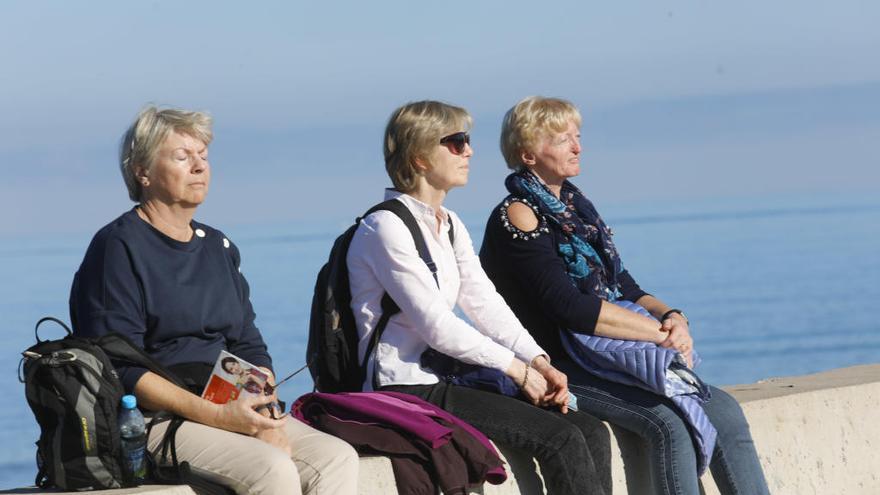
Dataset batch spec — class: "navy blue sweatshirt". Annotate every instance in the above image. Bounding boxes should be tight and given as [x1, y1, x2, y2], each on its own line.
[480, 197, 648, 361]
[70, 208, 272, 393]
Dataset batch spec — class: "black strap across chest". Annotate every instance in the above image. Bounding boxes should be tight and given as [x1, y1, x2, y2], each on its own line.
[360, 199, 455, 388]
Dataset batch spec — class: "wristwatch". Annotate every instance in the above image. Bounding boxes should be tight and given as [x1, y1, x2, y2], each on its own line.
[661, 309, 688, 324]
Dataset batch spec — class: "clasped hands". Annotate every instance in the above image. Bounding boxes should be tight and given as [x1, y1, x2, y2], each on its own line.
[514, 355, 572, 414]
[658, 314, 694, 368]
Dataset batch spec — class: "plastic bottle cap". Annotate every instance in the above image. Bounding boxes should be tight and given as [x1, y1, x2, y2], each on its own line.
[121, 395, 137, 409]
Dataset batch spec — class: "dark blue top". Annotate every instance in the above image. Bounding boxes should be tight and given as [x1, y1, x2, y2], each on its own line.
[69, 208, 272, 393]
[480, 196, 648, 360]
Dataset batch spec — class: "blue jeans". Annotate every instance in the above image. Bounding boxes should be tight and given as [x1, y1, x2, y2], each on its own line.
[557, 360, 769, 495]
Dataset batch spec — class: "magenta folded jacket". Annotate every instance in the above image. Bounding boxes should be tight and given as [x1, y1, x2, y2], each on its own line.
[292, 390, 507, 489]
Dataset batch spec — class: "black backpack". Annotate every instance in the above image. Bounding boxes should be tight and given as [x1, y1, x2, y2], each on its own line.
[307, 199, 453, 392]
[20, 317, 233, 493]
[21, 317, 130, 489]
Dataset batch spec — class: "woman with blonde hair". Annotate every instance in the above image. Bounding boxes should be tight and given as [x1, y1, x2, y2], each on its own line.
[346, 100, 611, 494]
[480, 96, 769, 495]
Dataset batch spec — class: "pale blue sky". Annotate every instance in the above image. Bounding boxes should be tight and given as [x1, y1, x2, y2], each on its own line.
[1, 1, 878, 235]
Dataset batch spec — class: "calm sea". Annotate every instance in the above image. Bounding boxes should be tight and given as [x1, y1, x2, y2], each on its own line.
[1, 192, 878, 488]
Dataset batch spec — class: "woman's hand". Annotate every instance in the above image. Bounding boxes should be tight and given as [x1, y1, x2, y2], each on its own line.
[659, 315, 694, 368]
[522, 370, 551, 407]
[214, 393, 287, 436]
[507, 359, 549, 406]
[531, 356, 571, 414]
[253, 412, 292, 456]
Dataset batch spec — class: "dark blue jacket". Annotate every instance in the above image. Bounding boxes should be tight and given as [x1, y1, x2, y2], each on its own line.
[480, 196, 647, 359]
[70, 208, 272, 393]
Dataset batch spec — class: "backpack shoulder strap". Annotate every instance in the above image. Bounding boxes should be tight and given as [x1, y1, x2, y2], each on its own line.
[363, 198, 440, 288]
[357, 198, 445, 389]
[448, 215, 455, 246]
[96, 332, 186, 389]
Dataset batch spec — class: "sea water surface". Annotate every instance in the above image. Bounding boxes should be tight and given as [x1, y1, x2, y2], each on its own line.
[1, 192, 878, 488]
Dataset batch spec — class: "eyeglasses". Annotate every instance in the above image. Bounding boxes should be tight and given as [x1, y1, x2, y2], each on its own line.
[256, 399, 288, 419]
[439, 132, 470, 155]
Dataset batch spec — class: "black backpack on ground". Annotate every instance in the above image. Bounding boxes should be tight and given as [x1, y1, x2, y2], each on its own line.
[307, 199, 453, 392]
[20, 317, 233, 494]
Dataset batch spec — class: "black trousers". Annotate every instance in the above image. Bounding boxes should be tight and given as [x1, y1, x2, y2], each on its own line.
[383, 382, 611, 495]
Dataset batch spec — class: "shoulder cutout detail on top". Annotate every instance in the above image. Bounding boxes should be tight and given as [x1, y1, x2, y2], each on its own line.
[499, 198, 550, 241]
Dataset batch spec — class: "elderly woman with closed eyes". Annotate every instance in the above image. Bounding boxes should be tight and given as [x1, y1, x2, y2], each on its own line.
[346, 100, 612, 494]
[479, 96, 770, 495]
[69, 106, 358, 495]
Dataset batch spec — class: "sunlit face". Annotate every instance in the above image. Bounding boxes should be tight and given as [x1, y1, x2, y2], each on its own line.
[523, 121, 582, 185]
[419, 131, 473, 193]
[141, 132, 210, 207]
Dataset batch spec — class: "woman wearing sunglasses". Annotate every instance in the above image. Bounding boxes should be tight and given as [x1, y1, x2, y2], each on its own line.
[479, 96, 769, 495]
[346, 100, 611, 494]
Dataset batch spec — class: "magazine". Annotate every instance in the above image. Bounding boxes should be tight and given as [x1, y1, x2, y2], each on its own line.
[202, 350, 271, 404]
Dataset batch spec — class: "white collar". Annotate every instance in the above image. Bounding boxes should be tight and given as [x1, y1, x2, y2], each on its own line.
[383, 189, 450, 223]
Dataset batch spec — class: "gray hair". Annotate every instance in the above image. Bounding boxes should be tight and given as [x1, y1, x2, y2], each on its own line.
[384, 100, 472, 192]
[120, 106, 213, 202]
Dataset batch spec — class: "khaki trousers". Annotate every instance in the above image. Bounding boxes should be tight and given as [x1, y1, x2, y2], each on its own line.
[147, 416, 359, 495]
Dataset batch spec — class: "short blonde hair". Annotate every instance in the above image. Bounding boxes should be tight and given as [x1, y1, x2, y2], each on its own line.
[384, 100, 472, 192]
[500, 96, 582, 171]
[120, 106, 213, 202]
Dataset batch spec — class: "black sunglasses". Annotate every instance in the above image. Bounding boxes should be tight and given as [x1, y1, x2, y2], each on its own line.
[439, 132, 470, 155]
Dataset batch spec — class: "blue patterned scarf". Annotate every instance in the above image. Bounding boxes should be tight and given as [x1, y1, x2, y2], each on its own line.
[505, 170, 624, 300]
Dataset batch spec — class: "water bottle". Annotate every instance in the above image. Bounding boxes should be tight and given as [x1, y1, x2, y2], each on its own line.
[118, 394, 147, 483]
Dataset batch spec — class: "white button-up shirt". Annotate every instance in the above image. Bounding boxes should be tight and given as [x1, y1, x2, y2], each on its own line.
[347, 190, 546, 390]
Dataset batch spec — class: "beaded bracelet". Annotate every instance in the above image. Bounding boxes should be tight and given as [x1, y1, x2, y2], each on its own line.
[521, 363, 531, 389]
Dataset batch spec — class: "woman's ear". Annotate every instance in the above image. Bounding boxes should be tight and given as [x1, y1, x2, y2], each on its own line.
[520, 150, 536, 167]
[135, 166, 150, 186]
[412, 156, 430, 175]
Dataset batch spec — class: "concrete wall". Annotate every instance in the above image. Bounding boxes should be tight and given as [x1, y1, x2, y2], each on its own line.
[358, 364, 880, 494]
[4, 364, 878, 495]
[702, 364, 880, 495]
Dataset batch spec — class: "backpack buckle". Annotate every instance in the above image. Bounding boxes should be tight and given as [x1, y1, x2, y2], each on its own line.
[22, 351, 42, 360]
[50, 351, 78, 364]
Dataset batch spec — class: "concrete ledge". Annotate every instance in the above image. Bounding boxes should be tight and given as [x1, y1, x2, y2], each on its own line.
[362, 364, 880, 494]
[5, 364, 878, 494]
[704, 364, 880, 495]
[606, 364, 880, 494]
